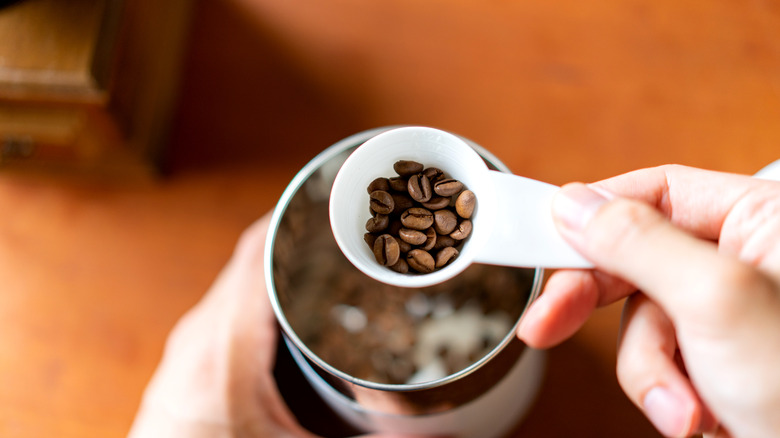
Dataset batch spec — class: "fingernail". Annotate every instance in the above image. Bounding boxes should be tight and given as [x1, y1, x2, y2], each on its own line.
[552, 183, 610, 231]
[643, 386, 692, 437]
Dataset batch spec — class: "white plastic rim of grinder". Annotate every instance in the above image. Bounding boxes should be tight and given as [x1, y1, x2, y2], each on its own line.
[329, 126, 593, 288]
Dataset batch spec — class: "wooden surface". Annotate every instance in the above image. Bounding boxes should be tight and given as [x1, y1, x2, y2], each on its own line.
[0, 0, 106, 89]
[0, 0, 191, 177]
[1, 0, 779, 436]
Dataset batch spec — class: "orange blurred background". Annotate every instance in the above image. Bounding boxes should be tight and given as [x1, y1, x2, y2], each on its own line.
[169, 0, 780, 182]
[1, 0, 778, 436]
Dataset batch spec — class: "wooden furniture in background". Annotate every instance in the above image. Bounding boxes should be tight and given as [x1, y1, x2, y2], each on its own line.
[0, 0, 192, 178]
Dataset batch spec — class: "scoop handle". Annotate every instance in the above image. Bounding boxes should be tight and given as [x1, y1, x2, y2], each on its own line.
[473, 171, 593, 269]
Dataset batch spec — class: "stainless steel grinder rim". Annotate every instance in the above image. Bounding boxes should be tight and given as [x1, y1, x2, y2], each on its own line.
[264, 126, 543, 396]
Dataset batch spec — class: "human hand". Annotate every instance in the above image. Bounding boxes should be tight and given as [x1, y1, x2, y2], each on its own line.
[128, 214, 416, 438]
[517, 165, 780, 437]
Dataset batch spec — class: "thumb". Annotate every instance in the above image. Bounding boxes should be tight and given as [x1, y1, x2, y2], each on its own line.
[552, 183, 780, 438]
[550, 183, 767, 327]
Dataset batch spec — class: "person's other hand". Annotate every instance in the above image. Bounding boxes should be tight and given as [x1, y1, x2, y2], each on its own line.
[517, 165, 780, 437]
[128, 214, 414, 438]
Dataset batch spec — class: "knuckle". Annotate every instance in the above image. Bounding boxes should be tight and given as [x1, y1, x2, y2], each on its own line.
[234, 215, 272, 259]
[717, 262, 764, 290]
[239, 218, 270, 247]
[739, 187, 780, 220]
[656, 163, 685, 174]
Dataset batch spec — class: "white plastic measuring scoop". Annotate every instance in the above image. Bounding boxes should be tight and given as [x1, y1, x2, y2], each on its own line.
[330, 126, 593, 288]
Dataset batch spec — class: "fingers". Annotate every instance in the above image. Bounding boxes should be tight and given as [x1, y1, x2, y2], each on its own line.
[177, 213, 312, 436]
[553, 182, 780, 438]
[589, 165, 759, 241]
[617, 294, 715, 436]
[718, 183, 780, 280]
[523, 167, 779, 347]
[517, 269, 635, 348]
[517, 270, 597, 347]
[200, 213, 273, 315]
[551, 183, 770, 328]
[230, 213, 273, 271]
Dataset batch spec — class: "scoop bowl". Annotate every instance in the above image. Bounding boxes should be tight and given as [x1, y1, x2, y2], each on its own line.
[329, 126, 591, 288]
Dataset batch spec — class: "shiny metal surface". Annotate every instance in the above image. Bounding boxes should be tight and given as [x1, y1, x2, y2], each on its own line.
[265, 126, 543, 415]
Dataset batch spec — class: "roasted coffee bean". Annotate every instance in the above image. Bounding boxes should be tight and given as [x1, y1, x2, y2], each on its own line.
[435, 247, 459, 268]
[400, 207, 434, 230]
[393, 160, 424, 176]
[406, 249, 435, 273]
[422, 167, 444, 182]
[373, 234, 400, 266]
[389, 177, 408, 192]
[450, 219, 473, 240]
[364, 233, 378, 249]
[421, 196, 450, 210]
[455, 190, 476, 219]
[365, 160, 476, 275]
[421, 227, 437, 251]
[365, 214, 390, 233]
[434, 234, 457, 250]
[369, 190, 394, 215]
[434, 179, 464, 197]
[395, 236, 412, 253]
[433, 209, 458, 235]
[388, 258, 409, 274]
[391, 194, 414, 215]
[407, 174, 432, 203]
[367, 177, 391, 194]
[399, 228, 427, 245]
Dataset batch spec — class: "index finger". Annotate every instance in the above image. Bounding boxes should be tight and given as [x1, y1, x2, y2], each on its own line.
[518, 165, 776, 348]
[590, 164, 765, 241]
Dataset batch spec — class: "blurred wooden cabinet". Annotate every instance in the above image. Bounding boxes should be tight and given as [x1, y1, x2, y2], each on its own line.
[0, 0, 192, 178]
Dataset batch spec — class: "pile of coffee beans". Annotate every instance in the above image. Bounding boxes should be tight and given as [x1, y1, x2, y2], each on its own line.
[364, 160, 476, 274]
